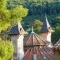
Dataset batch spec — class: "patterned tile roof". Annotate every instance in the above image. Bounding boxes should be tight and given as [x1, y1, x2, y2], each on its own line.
[54, 39, 60, 50]
[24, 33, 49, 46]
[23, 47, 54, 60]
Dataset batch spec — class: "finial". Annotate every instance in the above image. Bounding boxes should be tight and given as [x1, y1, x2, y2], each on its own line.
[31, 26, 34, 33]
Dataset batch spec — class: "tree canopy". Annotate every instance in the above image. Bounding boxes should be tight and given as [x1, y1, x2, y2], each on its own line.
[32, 20, 43, 33]
[0, 0, 7, 10]
[0, 0, 28, 32]
[0, 40, 14, 60]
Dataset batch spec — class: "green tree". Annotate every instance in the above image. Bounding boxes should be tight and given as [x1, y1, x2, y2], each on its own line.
[0, 10, 10, 32]
[52, 26, 60, 44]
[0, 0, 10, 32]
[0, 0, 28, 32]
[10, 6, 28, 25]
[0, 0, 7, 10]
[32, 19, 43, 33]
[0, 40, 14, 60]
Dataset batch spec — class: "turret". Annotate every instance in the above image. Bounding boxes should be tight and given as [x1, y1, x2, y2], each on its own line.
[8, 22, 27, 60]
[39, 16, 54, 47]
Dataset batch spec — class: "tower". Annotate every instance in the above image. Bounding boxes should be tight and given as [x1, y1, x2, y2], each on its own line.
[39, 17, 54, 47]
[8, 22, 27, 60]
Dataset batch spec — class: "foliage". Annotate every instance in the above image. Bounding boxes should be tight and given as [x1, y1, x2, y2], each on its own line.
[0, 9, 10, 32]
[0, 0, 28, 32]
[32, 19, 43, 33]
[0, 0, 7, 10]
[0, 40, 14, 60]
[10, 6, 28, 25]
[7, 0, 60, 15]
[52, 24, 60, 44]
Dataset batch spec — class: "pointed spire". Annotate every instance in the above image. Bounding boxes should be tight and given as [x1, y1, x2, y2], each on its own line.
[40, 15, 51, 33]
[45, 16, 50, 28]
[45, 13, 50, 28]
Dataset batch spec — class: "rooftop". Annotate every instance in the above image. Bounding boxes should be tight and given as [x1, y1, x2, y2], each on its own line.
[24, 33, 49, 46]
[23, 47, 54, 60]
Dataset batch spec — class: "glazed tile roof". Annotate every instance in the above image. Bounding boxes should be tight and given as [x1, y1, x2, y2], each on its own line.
[23, 47, 54, 60]
[24, 33, 49, 46]
[8, 22, 27, 35]
[54, 39, 60, 50]
[40, 17, 53, 33]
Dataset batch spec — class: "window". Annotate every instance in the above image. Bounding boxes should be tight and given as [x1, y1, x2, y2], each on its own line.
[43, 54, 47, 60]
[33, 54, 37, 60]
[20, 28, 22, 31]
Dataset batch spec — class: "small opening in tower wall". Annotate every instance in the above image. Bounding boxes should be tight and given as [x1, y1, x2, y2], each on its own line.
[43, 54, 47, 60]
[33, 54, 37, 60]
[20, 28, 22, 31]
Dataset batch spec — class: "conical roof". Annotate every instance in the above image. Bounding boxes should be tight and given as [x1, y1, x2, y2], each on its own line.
[8, 22, 28, 35]
[23, 47, 54, 60]
[40, 17, 53, 33]
[24, 33, 49, 46]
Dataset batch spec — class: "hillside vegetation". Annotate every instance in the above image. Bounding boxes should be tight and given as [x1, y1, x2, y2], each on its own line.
[1, 0, 60, 44]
